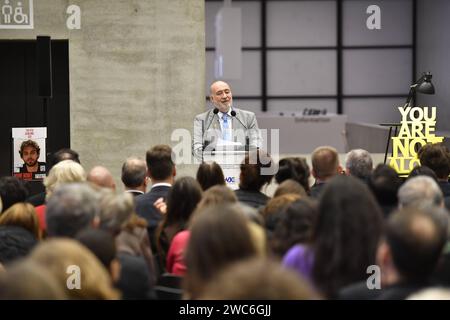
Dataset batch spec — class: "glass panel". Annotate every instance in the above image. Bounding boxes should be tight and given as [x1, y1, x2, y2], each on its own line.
[343, 0, 413, 46]
[267, 1, 336, 47]
[343, 49, 412, 95]
[268, 50, 337, 95]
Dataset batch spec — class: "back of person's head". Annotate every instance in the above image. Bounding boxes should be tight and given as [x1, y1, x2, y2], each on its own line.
[311, 146, 340, 180]
[408, 288, 450, 300]
[0, 203, 40, 239]
[165, 177, 202, 228]
[0, 176, 28, 212]
[398, 176, 443, 208]
[313, 175, 383, 298]
[261, 193, 301, 233]
[76, 228, 117, 271]
[195, 185, 237, 212]
[146, 144, 175, 181]
[200, 258, 318, 300]
[185, 204, 257, 299]
[121, 157, 147, 189]
[196, 161, 225, 191]
[418, 143, 450, 180]
[238, 204, 264, 226]
[273, 179, 307, 198]
[0, 259, 67, 299]
[51, 148, 80, 166]
[271, 198, 318, 258]
[30, 239, 120, 299]
[239, 150, 273, 191]
[345, 149, 373, 180]
[98, 191, 134, 235]
[408, 165, 439, 181]
[369, 164, 402, 207]
[46, 183, 99, 238]
[386, 207, 447, 282]
[0, 226, 37, 265]
[44, 160, 86, 199]
[275, 157, 310, 192]
[87, 166, 116, 190]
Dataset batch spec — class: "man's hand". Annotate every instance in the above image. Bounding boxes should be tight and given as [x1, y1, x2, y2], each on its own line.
[153, 197, 167, 215]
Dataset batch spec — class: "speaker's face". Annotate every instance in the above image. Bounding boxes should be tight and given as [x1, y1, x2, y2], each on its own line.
[210, 81, 233, 113]
[21, 146, 39, 167]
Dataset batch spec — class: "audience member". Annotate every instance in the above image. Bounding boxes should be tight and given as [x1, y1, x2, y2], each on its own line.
[0, 226, 37, 265]
[0, 203, 40, 239]
[155, 177, 202, 274]
[27, 148, 81, 207]
[369, 164, 402, 217]
[270, 198, 318, 258]
[418, 143, 450, 208]
[135, 145, 176, 244]
[46, 183, 99, 238]
[339, 206, 447, 300]
[37, 160, 87, 235]
[310, 146, 342, 198]
[235, 150, 274, 208]
[184, 204, 258, 299]
[345, 149, 373, 182]
[196, 161, 225, 191]
[0, 177, 28, 213]
[275, 157, 311, 194]
[0, 259, 66, 299]
[30, 239, 120, 299]
[87, 166, 116, 190]
[283, 175, 383, 298]
[121, 157, 148, 197]
[273, 179, 307, 198]
[398, 176, 443, 208]
[200, 258, 318, 300]
[262, 194, 300, 235]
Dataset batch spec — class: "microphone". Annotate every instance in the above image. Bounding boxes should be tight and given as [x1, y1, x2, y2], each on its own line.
[213, 108, 219, 114]
[230, 110, 236, 117]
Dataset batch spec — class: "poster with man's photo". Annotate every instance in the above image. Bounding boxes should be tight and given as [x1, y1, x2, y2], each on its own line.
[12, 127, 47, 180]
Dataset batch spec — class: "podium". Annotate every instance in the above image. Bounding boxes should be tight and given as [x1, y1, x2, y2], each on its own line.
[202, 149, 248, 190]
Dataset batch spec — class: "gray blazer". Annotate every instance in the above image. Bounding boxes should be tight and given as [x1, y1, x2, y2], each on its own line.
[192, 107, 262, 159]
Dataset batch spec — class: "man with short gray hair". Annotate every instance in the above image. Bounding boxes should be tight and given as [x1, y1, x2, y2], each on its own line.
[46, 183, 99, 238]
[398, 176, 444, 208]
[345, 149, 373, 182]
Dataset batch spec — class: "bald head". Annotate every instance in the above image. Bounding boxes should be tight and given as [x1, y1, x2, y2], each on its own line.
[87, 166, 116, 191]
[209, 81, 233, 113]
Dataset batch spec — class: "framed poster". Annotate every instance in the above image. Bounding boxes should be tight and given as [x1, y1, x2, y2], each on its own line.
[12, 127, 47, 180]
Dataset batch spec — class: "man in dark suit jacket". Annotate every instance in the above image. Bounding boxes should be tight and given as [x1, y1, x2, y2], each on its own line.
[135, 145, 176, 248]
[339, 206, 447, 300]
[121, 157, 148, 197]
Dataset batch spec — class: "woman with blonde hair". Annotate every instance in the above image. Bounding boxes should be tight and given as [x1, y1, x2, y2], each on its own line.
[35, 160, 86, 236]
[0, 202, 40, 239]
[30, 239, 120, 299]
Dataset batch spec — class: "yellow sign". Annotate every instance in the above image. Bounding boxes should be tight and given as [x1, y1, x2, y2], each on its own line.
[389, 106, 444, 176]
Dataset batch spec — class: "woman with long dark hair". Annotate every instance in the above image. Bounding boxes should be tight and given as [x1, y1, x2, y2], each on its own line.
[283, 175, 383, 298]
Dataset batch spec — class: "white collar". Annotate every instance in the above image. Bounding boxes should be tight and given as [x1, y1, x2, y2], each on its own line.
[125, 190, 144, 195]
[151, 182, 172, 189]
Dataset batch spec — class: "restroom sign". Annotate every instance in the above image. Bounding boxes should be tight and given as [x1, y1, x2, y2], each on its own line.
[0, 0, 33, 29]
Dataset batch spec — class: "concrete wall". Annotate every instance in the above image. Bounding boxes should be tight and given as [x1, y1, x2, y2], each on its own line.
[1, 0, 205, 188]
[417, 0, 450, 133]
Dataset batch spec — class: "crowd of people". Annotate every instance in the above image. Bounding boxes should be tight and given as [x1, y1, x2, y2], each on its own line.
[1, 142, 450, 300]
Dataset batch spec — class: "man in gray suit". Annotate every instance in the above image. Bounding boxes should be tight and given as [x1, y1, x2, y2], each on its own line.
[193, 81, 262, 160]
